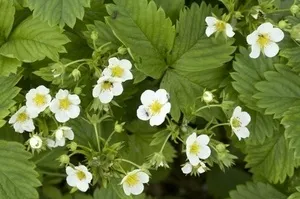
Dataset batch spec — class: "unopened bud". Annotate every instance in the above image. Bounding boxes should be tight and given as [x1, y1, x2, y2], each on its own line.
[59, 154, 70, 165]
[117, 46, 127, 55]
[74, 87, 82, 95]
[203, 91, 214, 103]
[291, 24, 300, 41]
[71, 68, 81, 81]
[114, 121, 125, 133]
[216, 143, 226, 152]
[291, 5, 300, 15]
[278, 20, 290, 29]
[91, 31, 98, 41]
[68, 142, 77, 151]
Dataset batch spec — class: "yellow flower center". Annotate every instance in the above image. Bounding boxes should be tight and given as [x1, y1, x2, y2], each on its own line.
[33, 94, 46, 106]
[17, 112, 28, 122]
[257, 34, 270, 48]
[125, 173, 139, 187]
[76, 170, 86, 180]
[59, 98, 71, 110]
[150, 101, 162, 114]
[111, 66, 124, 77]
[215, 21, 226, 31]
[102, 81, 112, 90]
[231, 118, 241, 128]
[190, 142, 200, 154]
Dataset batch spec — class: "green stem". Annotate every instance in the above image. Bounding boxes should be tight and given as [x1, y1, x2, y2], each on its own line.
[160, 133, 171, 153]
[267, 8, 290, 14]
[64, 59, 89, 67]
[208, 123, 231, 131]
[105, 130, 116, 145]
[93, 123, 101, 152]
[117, 158, 141, 168]
[194, 104, 223, 114]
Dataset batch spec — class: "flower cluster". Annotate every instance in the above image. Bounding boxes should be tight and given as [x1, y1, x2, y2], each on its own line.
[92, 57, 133, 103]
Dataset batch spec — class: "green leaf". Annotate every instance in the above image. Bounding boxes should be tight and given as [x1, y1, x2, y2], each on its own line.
[28, 0, 91, 28]
[0, 73, 21, 128]
[0, 140, 40, 199]
[169, 2, 235, 72]
[245, 128, 295, 183]
[254, 65, 300, 118]
[282, 106, 300, 158]
[84, 0, 107, 23]
[160, 69, 203, 121]
[229, 182, 286, 199]
[0, 0, 15, 45]
[280, 47, 300, 73]
[288, 192, 300, 199]
[106, 0, 175, 78]
[0, 16, 70, 63]
[153, 0, 184, 22]
[246, 110, 276, 144]
[231, 47, 274, 110]
[0, 55, 22, 76]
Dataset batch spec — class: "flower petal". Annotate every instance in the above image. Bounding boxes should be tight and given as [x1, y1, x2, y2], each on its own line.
[68, 94, 81, 105]
[108, 57, 120, 67]
[140, 90, 156, 106]
[122, 70, 133, 81]
[92, 85, 101, 98]
[196, 134, 210, 145]
[246, 31, 259, 45]
[120, 59, 132, 69]
[55, 111, 69, 123]
[49, 99, 60, 113]
[102, 68, 112, 77]
[257, 22, 273, 34]
[225, 23, 235, 37]
[137, 172, 149, 183]
[198, 145, 211, 160]
[186, 133, 197, 146]
[67, 105, 80, 119]
[249, 43, 261, 58]
[233, 127, 250, 140]
[123, 183, 132, 196]
[232, 106, 242, 118]
[149, 114, 165, 126]
[205, 16, 217, 26]
[112, 82, 123, 96]
[161, 102, 171, 115]
[99, 90, 114, 104]
[205, 26, 216, 37]
[181, 163, 192, 174]
[66, 166, 75, 175]
[64, 129, 74, 140]
[131, 183, 144, 195]
[239, 111, 251, 126]
[263, 42, 279, 58]
[77, 181, 89, 192]
[187, 153, 200, 166]
[56, 89, 69, 99]
[155, 89, 169, 104]
[66, 175, 77, 187]
[269, 28, 284, 42]
[137, 105, 151, 121]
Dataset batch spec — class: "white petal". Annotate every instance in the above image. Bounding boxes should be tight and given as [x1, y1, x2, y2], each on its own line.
[66, 166, 75, 175]
[186, 133, 197, 146]
[76, 165, 88, 173]
[92, 85, 101, 98]
[238, 112, 251, 127]
[26, 107, 39, 118]
[196, 134, 210, 145]
[232, 106, 242, 117]
[66, 175, 78, 187]
[137, 105, 151, 121]
[140, 90, 156, 106]
[9, 114, 17, 124]
[149, 114, 165, 126]
[99, 90, 114, 104]
[85, 171, 93, 182]
[269, 28, 284, 42]
[181, 163, 192, 174]
[205, 16, 217, 26]
[68, 94, 81, 105]
[67, 105, 80, 119]
[122, 70, 133, 81]
[55, 111, 69, 123]
[155, 89, 169, 104]
[102, 68, 112, 77]
[36, 85, 49, 94]
[233, 127, 250, 140]
[197, 166, 205, 174]
[23, 119, 35, 132]
[97, 76, 109, 84]
[225, 23, 235, 37]
[77, 181, 89, 192]
[49, 99, 60, 113]
[55, 129, 64, 140]
[187, 153, 200, 166]
[130, 183, 144, 195]
[64, 129, 74, 140]
[120, 59, 132, 69]
[123, 183, 132, 196]
[205, 26, 217, 37]
[13, 123, 24, 133]
[55, 138, 66, 146]
[249, 43, 261, 59]
[111, 82, 123, 96]
[198, 145, 211, 160]
[108, 57, 120, 67]
[56, 89, 69, 99]
[246, 31, 259, 45]
[47, 139, 56, 148]
[263, 42, 279, 58]
[257, 22, 273, 34]
[137, 172, 149, 183]
[161, 103, 171, 115]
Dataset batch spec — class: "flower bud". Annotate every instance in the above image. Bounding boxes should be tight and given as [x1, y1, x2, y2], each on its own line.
[91, 31, 98, 41]
[58, 154, 70, 165]
[149, 152, 169, 169]
[278, 20, 290, 29]
[202, 91, 214, 103]
[74, 87, 82, 95]
[71, 68, 81, 81]
[216, 143, 226, 152]
[117, 46, 127, 55]
[291, 24, 300, 41]
[114, 121, 125, 133]
[68, 142, 78, 151]
[291, 5, 300, 15]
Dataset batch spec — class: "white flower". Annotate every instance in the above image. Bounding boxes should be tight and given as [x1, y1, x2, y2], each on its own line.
[186, 133, 211, 166]
[49, 89, 81, 123]
[121, 169, 149, 196]
[92, 76, 123, 104]
[102, 57, 133, 82]
[181, 163, 193, 174]
[26, 85, 52, 114]
[46, 139, 56, 148]
[29, 135, 43, 149]
[8, 106, 37, 133]
[203, 91, 214, 103]
[230, 106, 251, 140]
[205, 16, 235, 38]
[54, 126, 74, 147]
[246, 22, 284, 58]
[137, 89, 171, 126]
[66, 165, 93, 192]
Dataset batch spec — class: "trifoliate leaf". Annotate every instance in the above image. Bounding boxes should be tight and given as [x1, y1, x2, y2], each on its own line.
[246, 110, 276, 144]
[0, 0, 15, 45]
[160, 69, 203, 121]
[169, 2, 235, 72]
[106, 0, 175, 79]
[254, 65, 300, 118]
[282, 106, 300, 159]
[28, 0, 91, 28]
[0, 55, 22, 76]
[0, 73, 21, 128]
[229, 182, 286, 199]
[0, 16, 70, 63]
[0, 140, 40, 199]
[245, 128, 295, 183]
[231, 47, 274, 110]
